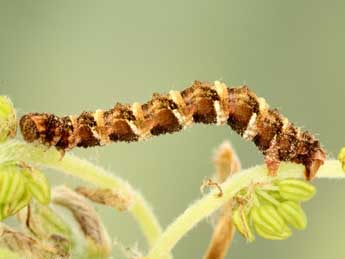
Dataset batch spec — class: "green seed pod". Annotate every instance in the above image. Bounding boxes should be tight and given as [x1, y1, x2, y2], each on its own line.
[277, 179, 316, 202]
[277, 201, 307, 230]
[232, 208, 255, 242]
[0, 96, 16, 142]
[22, 167, 50, 205]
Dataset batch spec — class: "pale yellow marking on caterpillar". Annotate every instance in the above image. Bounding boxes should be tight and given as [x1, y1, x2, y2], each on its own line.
[169, 90, 193, 128]
[214, 100, 226, 126]
[172, 109, 186, 127]
[214, 81, 228, 101]
[213, 81, 229, 125]
[131, 102, 152, 140]
[128, 120, 142, 138]
[258, 97, 269, 112]
[281, 117, 290, 131]
[94, 109, 110, 145]
[243, 113, 258, 140]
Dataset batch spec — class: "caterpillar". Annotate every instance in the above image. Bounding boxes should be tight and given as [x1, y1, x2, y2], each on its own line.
[20, 81, 326, 180]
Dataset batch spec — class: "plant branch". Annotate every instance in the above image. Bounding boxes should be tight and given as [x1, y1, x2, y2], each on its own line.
[204, 141, 240, 259]
[144, 160, 344, 259]
[0, 140, 169, 258]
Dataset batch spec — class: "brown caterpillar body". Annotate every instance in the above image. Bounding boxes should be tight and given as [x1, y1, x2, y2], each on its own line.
[20, 81, 326, 180]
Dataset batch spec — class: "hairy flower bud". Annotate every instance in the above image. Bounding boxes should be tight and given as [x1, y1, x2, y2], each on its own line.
[0, 96, 16, 142]
[0, 223, 59, 259]
[18, 202, 71, 240]
[76, 186, 134, 211]
[17, 202, 72, 257]
[52, 186, 111, 257]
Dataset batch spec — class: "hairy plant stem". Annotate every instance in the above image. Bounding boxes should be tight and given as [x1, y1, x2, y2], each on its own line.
[0, 140, 170, 258]
[144, 160, 344, 259]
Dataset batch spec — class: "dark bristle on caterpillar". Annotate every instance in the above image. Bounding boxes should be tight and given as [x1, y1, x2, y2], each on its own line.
[19, 81, 326, 180]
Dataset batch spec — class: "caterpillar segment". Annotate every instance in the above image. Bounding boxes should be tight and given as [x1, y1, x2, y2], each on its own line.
[20, 80, 326, 180]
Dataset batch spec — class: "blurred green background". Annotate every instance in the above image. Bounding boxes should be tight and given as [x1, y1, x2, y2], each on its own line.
[1, 1, 345, 258]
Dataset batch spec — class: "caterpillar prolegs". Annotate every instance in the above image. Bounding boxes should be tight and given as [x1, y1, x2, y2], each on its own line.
[20, 81, 326, 180]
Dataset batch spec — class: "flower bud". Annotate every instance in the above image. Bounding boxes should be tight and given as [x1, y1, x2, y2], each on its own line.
[277, 201, 307, 230]
[251, 205, 291, 240]
[17, 202, 72, 258]
[76, 186, 134, 211]
[0, 96, 16, 142]
[267, 191, 285, 202]
[0, 223, 58, 259]
[52, 186, 111, 257]
[277, 179, 316, 202]
[232, 208, 255, 242]
[0, 163, 31, 219]
[254, 222, 292, 240]
[255, 189, 280, 206]
[5, 190, 32, 216]
[17, 201, 72, 242]
[1, 168, 26, 204]
[22, 166, 50, 205]
[0, 163, 51, 220]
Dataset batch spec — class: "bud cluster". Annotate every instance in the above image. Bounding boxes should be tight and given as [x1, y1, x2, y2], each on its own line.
[0, 162, 50, 220]
[232, 178, 316, 241]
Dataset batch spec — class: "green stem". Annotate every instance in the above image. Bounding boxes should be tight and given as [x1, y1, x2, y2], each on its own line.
[0, 140, 169, 258]
[144, 160, 344, 259]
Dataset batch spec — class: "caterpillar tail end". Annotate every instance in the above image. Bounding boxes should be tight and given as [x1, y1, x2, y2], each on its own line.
[304, 148, 326, 181]
[264, 147, 326, 181]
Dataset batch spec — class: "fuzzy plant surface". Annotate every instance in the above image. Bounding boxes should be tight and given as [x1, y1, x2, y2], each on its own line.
[0, 93, 344, 259]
